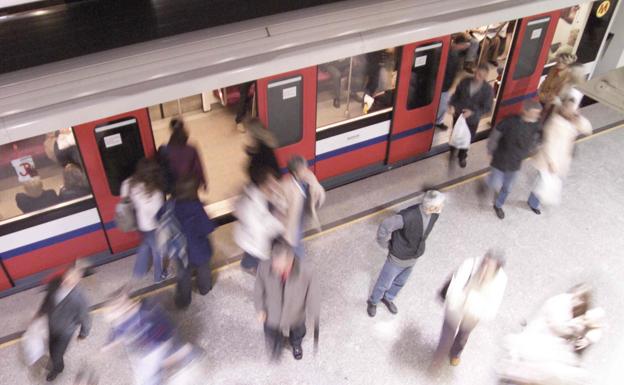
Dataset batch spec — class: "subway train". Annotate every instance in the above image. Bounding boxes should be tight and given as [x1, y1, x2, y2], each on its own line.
[0, 0, 619, 294]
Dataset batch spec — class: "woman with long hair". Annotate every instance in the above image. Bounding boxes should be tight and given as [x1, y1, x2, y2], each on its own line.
[159, 118, 207, 192]
[121, 158, 166, 282]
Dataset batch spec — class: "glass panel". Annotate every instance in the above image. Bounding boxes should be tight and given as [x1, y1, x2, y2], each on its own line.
[95, 118, 145, 196]
[0, 129, 92, 221]
[513, 17, 551, 80]
[316, 48, 398, 128]
[407, 42, 443, 110]
[267, 76, 303, 147]
[547, 3, 592, 64]
[576, 0, 618, 64]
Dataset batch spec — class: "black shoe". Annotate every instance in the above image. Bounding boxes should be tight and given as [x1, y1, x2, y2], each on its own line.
[367, 301, 377, 317]
[292, 346, 303, 360]
[459, 159, 467, 168]
[381, 298, 398, 314]
[332, 98, 340, 108]
[46, 371, 60, 382]
[529, 205, 541, 215]
[435, 123, 448, 130]
[494, 205, 505, 219]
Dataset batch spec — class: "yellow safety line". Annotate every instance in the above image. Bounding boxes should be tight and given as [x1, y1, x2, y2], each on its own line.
[1, 122, 622, 351]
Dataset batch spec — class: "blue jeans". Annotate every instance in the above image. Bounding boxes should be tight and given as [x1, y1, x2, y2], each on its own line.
[133, 230, 164, 282]
[436, 91, 451, 124]
[240, 252, 261, 270]
[528, 191, 540, 210]
[487, 167, 518, 208]
[369, 258, 414, 304]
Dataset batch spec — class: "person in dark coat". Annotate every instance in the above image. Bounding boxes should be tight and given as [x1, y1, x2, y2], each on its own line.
[15, 178, 60, 214]
[38, 266, 91, 381]
[235, 81, 255, 132]
[448, 63, 494, 167]
[245, 118, 280, 177]
[484, 99, 542, 219]
[59, 164, 90, 202]
[367, 190, 445, 317]
[435, 34, 471, 130]
[172, 177, 215, 308]
[159, 118, 207, 192]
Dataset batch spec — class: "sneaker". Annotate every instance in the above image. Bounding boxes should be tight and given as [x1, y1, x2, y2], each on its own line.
[459, 158, 467, 168]
[367, 302, 377, 317]
[381, 298, 398, 314]
[292, 345, 303, 360]
[494, 205, 505, 219]
[46, 371, 60, 382]
[529, 205, 541, 215]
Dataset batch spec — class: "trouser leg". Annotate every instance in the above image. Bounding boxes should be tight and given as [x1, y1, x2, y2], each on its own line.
[436, 91, 451, 124]
[450, 322, 477, 359]
[383, 265, 414, 302]
[369, 259, 402, 305]
[240, 253, 260, 270]
[528, 191, 541, 210]
[133, 232, 153, 278]
[195, 262, 212, 295]
[433, 317, 457, 365]
[49, 332, 72, 374]
[494, 171, 518, 208]
[263, 324, 283, 361]
[175, 260, 192, 308]
[235, 82, 253, 123]
[144, 231, 163, 282]
[289, 323, 307, 349]
[326, 65, 342, 100]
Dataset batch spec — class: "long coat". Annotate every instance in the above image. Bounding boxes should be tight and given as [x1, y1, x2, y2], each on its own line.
[280, 169, 326, 246]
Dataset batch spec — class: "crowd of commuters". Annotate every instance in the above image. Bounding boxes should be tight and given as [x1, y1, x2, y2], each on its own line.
[20, 47, 602, 384]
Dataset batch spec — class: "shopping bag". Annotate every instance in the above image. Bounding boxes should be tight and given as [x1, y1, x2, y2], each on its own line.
[114, 197, 137, 232]
[449, 114, 471, 149]
[533, 171, 562, 206]
[21, 316, 48, 366]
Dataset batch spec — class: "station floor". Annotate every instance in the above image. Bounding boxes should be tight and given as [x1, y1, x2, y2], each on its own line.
[1, 102, 623, 384]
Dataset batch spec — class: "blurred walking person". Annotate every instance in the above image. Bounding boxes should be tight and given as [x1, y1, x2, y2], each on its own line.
[538, 53, 577, 118]
[234, 165, 285, 273]
[280, 155, 326, 257]
[171, 177, 216, 308]
[367, 190, 445, 317]
[448, 63, 494, 168]
[433, 250, 507, 367]
[121, 159, 166, 282]
[435, 34, 471, 130]
[527, 98, 592, 214]
[245, 118, 280, 177]
[484, 99, 542, 219]
[254, 240, 320, 361]
[38, 265, 91, 381]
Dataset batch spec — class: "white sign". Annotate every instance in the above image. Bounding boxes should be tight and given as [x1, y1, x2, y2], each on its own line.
[11, 156, 37, 182]
[414, 55, 427, 68]
[104, 133, 123, 148]
[282, 86, 297, 100]
[530, 28, 542, 40]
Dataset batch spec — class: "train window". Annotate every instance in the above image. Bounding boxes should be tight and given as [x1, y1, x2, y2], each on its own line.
[407, 42, 443, 110]
[576, 0, 618, 64]
[513, 17, 551, 80]
[317, 49, 398, 128]
[0, 130, 92, 222]
[267, 76, 303, 146]
[95, 118, 145, 196]
[547, 4, 592, 65]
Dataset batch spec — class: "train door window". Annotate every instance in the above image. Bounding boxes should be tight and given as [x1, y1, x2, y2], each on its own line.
[316, 48, 399, 128]
[513, 17, 551, 79]
[576, 0, 618, 64]
[267, 76, 303, 146]
[0, 130, 92, 222]
[546, 4, 593, 66]
[407, 42, 443, 110]
[95, 118, 145, 196]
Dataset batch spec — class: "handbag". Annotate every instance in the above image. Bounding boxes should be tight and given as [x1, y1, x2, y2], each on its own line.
[449, 114, 471, 149]
[114, 197, 137, 232]
[533, 170, 562, 206]
[21, 315, 48, 366]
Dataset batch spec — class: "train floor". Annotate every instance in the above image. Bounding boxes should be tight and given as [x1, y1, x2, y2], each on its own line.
[0, 102, 623, 384]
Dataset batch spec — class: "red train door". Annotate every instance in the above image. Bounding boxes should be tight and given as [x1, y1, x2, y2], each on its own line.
[257, 67, 317, 171]
[73, 109, 156, 253]
[388, 36, 450, 164]
[496, 11, 560, 121]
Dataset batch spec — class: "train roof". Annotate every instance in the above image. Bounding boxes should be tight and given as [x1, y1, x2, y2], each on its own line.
[0, 0, 581, 145]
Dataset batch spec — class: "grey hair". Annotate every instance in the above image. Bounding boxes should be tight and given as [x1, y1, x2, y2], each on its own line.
[422, 190, 445, 210]
[287, 155, 307, 174]
[522, 99, 543, 111]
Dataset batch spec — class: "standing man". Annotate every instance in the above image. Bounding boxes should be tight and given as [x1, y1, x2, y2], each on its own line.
[367, 190, 445, 317]
[448, 63, 494, 168]
[435, 34, 471, 130]
[254, 240, 320, 361]
[485, 99, 542, 219]
[39, 265, 91, 381]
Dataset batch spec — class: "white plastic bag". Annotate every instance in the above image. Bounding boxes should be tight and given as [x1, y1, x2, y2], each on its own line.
[449, 114, 471, 149]
[21, 315, 48, 366]
[534, 171, 562, 206]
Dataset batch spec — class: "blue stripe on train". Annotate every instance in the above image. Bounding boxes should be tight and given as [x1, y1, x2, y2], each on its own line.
[500, 91, 538, 107]
[0, 223, 102, 261]
[390, 123, 434, 141]
[315, 134, 389, 162]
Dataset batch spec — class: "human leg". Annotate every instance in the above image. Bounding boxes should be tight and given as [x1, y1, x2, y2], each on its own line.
[235, 82, 253, 123]
[263, 324, 283, 361]
[240, 252, 260, 271]
[432, 316, 458, 367]
[436, 91, 451, 125]
[494, 171, 518, 208]
[289, 323, 307, 360]
[48, 332, 72, 377]
[133, 232, 153, 278]
[174, 260, 192, 309]
[450, 321, 478, 361]
[195, 261, 213, 295]
[383, 265, 414, 302]
[142, 231, 163, 282]
[368, 259, 403, 305]
[528, 191, 541, 214]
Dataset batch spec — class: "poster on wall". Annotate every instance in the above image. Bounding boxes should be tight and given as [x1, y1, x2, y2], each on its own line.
[11, 156, 38, 182]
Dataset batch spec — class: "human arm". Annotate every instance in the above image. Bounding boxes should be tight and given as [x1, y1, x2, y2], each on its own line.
[253, 267, 266, 322]
[191, 147, 207, 190]
[76, 291, 92, 339]
[487, 119, 506, 155]
[376, 214, 404, 249]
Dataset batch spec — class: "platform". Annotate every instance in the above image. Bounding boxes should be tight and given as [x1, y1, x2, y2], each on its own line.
[0, 102, 623, 384]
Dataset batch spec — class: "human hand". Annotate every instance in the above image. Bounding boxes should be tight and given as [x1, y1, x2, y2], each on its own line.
[462, 109, 473, 118]
[257, 311, 267, 323]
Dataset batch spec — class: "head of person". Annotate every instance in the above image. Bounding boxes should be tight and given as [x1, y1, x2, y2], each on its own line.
[132, 158, 165, 194]
[478, 249, 505, 282]
[521, 99, 543, 123]
[474, 63, 490, 83]
[63, 163, 88, 190]
[174, 176, 200, 201]
[271, 238, 295, 276]
[168, 118, 189, 146]
[247, 118, 278, 149]
[287, 155, 307, 179]
[422, 190, 445, 215]
[452, 33, 471, 51]
[556, 53, 577, 70]
[23, 177, 44, 198]
[569, 283, 592, 318]
[249, 164, 278, 193]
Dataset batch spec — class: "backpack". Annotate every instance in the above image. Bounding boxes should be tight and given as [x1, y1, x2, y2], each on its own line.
[155, 200, 188, 269]
[157, 145, 176, 194]
[114, 197, 137, 232]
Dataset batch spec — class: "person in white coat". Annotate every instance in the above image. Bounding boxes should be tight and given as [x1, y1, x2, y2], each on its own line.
[121, 159, 165, 282]
[234, 165, 285, 273]
[434, 250, 507, 367]
[527, 98, 592, 214]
